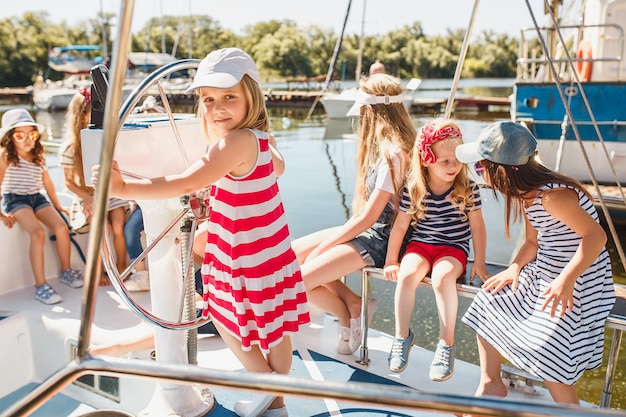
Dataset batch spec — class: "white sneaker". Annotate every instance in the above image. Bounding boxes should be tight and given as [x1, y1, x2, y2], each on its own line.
[125, 270, 150, 291]
[234, 393, 276, 417]
[337, 326, 352, 354]
[348, 317, 362, 353]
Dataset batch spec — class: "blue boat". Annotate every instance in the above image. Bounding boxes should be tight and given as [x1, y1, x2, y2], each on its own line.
[512, 0, 626, 185]
[47, 45, 106, 74]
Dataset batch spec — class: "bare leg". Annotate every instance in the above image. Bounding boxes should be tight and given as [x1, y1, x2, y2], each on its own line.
[215, 322, 290, 409]
[475, 335, 508, 398]
[299, 243, 366, 327]
[430, 257, 464, 346]
[12, 208, 48, 287]
[394, 252, 429, 339]
[543, 380, 579, 405]
[291, 227, 342, 264]
[323, 279, 362, 319]
[37, 206, 72, 271]
[192, 221, 209, 265]
[108, 207, 128, 271]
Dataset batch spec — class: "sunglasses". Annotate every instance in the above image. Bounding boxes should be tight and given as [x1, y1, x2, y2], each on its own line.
[12, 130, 41, 143]
[473, 161, 486, 177]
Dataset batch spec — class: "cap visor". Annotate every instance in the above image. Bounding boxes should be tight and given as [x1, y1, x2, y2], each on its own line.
[346, 103, 360, 117]
[185, 73, 241, 94]
[455, 141, 483, 163]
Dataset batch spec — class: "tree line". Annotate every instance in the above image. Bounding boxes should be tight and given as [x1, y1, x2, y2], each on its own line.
[0, 11, 521, 87]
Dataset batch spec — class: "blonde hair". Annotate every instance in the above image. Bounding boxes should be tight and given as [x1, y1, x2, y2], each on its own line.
[199, 75, 271, 145]
[352, 73, 416, 216]
[62, 92, 92, 193]
[406, 119, 475, 222]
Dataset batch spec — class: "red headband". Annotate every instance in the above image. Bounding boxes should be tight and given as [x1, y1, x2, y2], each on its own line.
[79, 86, 91, 109]
[417, 121, 462, 163]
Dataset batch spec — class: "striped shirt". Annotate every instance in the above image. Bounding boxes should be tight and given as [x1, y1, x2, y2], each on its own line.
[400, 181, 482, 255]
[1, 156, 45, 195]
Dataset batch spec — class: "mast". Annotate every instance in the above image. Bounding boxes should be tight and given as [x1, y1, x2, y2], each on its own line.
[355, 0, 366, 83]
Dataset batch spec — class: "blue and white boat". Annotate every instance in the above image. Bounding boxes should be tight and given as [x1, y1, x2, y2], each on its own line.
[512, 0, 626, 185]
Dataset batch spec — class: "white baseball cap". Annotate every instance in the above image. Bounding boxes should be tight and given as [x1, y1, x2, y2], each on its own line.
[185, 48, 261, 93]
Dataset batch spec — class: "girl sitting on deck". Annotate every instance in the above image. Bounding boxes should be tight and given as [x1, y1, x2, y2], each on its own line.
[291, 73, 416, 355]
[455, 121, 615, 406]
[383, 119, 488, 381]
[59, 88, 129, 285]
[0, 108, 83, 304]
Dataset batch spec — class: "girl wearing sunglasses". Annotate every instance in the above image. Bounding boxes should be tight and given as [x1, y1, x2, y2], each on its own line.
[0, 108, 83, 304]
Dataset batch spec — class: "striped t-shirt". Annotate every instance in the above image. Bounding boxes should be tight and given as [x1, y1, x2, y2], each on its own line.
[400, 181, 481, 255]
[1, 156, 45, 195]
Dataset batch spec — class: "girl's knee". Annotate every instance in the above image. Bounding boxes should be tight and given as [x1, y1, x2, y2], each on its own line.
[30, 227, 47, 242]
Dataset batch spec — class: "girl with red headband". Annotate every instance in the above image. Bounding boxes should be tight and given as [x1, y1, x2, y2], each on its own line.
[383, 118, 488, 381]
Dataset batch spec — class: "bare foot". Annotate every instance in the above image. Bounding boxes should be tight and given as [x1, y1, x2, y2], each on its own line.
[475, 380, 508, 398]
[458, 381, 508, 417]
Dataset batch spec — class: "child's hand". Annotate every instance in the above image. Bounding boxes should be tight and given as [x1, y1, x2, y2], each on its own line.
[58, 206, 70, 217]
[469, 262, 490, 285]
[481, 264, 518, 294]
[383, 262, 400, 282]
[0, 213, 15, 228]
[541, 275, 575, 317]
[92, 161, 124, 196]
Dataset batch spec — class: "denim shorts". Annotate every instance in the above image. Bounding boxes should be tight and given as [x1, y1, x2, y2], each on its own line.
[349, 205, 409, 268]
[2, 193, 51, 215]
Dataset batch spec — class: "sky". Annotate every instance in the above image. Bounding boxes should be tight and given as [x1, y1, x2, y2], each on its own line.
[3, 0, 548, 39]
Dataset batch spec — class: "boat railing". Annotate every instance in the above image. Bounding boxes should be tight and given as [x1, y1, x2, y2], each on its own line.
[4, 337, 626, 417]
[516, 23, 625, 82]
[357, 266, 626, 409]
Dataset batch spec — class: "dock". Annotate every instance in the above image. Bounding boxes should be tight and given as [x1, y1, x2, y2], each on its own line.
[0, 87, 32, 104]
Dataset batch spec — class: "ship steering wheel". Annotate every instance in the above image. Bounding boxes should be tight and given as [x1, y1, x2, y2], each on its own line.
[99, 59, 212, 331]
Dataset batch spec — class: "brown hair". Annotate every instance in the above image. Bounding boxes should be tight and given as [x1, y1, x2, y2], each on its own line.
[352, 73, 416, 216]
[483, 154, 592, 237]
[0, 128, 44, 166]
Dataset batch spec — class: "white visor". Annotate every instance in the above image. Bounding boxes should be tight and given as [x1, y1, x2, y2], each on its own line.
[346, 89, 405, 116]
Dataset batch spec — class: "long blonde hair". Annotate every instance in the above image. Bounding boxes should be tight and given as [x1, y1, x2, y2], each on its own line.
[200, 75, 271, 145]
[352, 73, 416, 216]
[406, 119, 475, 223]
[63, 91, 92, 192]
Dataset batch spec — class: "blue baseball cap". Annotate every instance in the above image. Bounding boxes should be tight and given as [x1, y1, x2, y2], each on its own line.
[455, 121, 537, 165]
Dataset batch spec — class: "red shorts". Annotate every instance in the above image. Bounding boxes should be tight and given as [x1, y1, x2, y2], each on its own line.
[403, 241, 468, 277]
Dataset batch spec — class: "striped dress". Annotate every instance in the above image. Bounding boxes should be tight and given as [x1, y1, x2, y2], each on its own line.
[200, 129, 310, 353]
[462, 183, 615, 384]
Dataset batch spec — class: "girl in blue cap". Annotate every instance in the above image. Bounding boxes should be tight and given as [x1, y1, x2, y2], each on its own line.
[455, 121, 615, 407]
[0, 108, 83, 304]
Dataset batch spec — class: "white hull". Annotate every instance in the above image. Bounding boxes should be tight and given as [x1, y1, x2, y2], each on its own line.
[536, 139, 626, 184]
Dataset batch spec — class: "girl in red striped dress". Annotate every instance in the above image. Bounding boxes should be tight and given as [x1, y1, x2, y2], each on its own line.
[95, 48, 309, 417]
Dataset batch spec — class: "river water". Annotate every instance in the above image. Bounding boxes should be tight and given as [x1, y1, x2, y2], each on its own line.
[1, 97, 624, 409]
